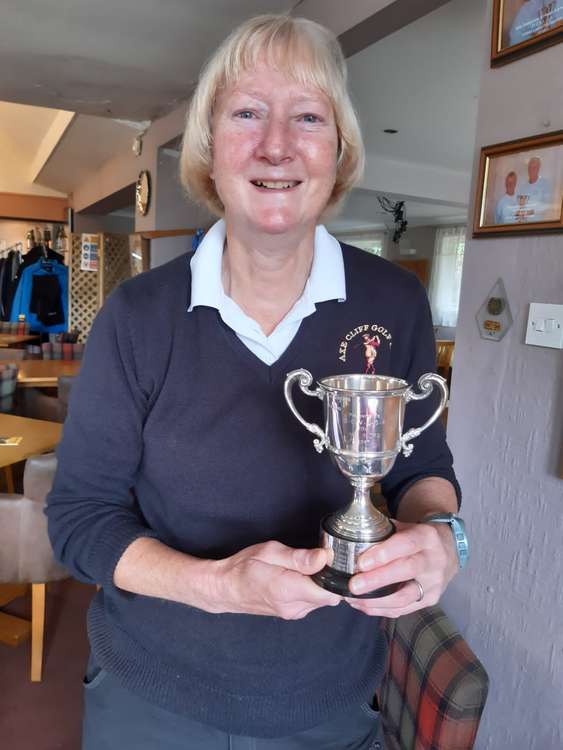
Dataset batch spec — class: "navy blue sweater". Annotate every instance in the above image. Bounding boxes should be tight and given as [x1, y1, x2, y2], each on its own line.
[46, 244, 459, 737]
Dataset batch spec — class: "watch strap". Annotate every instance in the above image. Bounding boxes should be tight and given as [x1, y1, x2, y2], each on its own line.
[421, 512, 469, 569]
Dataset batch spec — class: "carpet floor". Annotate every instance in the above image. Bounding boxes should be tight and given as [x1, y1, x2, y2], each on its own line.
[0, 578, 95, 750]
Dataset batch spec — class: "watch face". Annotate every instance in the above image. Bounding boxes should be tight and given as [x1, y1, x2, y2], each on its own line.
[136, 170, 151, 216]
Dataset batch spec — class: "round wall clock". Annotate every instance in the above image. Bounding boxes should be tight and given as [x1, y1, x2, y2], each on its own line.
[136, 170, 151, 216]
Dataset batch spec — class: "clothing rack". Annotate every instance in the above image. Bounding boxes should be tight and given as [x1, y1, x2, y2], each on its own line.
[0, 242, 23, 257]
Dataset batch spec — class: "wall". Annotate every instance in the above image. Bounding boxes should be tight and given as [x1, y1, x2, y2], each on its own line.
[155, 147, 212, 234]
[150, 235, 194, 269]
[444, 2, 563, 747]
[74, 213, 134, 235]
[0, 219, 59, 250]
[386, 225, 437, 262]
[71, 104, 186, 230]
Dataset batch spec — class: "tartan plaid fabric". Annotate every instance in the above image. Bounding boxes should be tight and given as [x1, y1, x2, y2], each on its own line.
[379, 605, 488, 750]
[0, 364, 19, 412]
[0, 321, 30, 335]
[41, 342, 85, 361]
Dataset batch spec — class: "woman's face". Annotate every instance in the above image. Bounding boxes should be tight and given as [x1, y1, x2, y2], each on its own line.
[211, 62, 339, 238]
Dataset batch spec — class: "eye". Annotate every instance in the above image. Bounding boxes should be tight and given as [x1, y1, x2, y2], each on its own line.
[234, 110, 256, 119]
[300, 113, 322, 124]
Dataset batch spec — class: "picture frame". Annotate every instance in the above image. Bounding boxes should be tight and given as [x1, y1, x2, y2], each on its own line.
[473, 130, 563, 237]
[491, 0, 563, 66]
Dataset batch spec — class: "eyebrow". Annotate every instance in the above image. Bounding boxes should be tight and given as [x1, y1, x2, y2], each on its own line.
[228, 89, 328, 106]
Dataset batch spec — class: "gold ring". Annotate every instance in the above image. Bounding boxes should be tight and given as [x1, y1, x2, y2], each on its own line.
[414, 579, 424, 603]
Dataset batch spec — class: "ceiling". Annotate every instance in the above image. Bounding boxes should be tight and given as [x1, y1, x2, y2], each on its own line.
[0, 0, 486, 228]
[0, 0, 293, 120]
[348, 0, 484, 173]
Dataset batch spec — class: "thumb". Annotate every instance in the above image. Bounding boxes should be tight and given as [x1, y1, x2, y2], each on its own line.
[293, 547, 331, 574]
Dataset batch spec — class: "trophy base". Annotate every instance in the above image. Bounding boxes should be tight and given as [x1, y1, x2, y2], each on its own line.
[314, 515, 399, 598]
[312, 566, 400, 599]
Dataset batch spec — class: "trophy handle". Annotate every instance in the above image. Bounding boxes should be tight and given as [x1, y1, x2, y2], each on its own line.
[284, 369, 328, 453]
[400, 373, 448, 457]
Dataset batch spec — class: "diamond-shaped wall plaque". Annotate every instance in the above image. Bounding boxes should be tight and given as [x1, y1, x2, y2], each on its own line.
[476, 278, 513, 342]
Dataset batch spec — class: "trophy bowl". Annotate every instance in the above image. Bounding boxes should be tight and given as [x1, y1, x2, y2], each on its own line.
[284, 370, 448, 598]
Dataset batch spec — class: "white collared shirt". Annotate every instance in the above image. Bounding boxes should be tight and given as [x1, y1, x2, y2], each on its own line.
[188, 219, 346, 364]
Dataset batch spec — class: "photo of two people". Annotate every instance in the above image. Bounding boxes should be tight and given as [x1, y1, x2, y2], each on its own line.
[500, 0, 563, 50]
[476, 137, 563, 233]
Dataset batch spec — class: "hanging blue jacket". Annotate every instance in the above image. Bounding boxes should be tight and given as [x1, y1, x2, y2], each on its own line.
[10, 259, 69, 333]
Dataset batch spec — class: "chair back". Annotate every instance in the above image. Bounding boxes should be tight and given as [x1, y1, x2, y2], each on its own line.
[0, 363, 19, 413]
[0, 453, 68, 584]
[23, 453, 58, 503]
[0, 321, 30, 335]
[41, 342, 85, 360]
[379, 605, 488, 750]
[57, 375, 75, 421]
[0, 348, 25, 361]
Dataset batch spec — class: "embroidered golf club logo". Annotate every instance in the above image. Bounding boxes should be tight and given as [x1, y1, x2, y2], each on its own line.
[362, 333, 380, 374]
[338, 324, 392, 373]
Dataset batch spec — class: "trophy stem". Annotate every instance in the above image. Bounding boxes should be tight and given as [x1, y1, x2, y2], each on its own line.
[325, 477, 394, 543]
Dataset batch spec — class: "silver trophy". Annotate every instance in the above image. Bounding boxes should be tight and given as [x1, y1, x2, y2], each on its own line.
[284, 371, 448, 598]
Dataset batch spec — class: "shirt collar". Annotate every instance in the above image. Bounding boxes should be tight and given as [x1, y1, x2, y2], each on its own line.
[188, 219, 346, 313]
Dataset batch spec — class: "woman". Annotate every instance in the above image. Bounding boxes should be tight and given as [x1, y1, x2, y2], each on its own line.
[47, 14, 463, 749]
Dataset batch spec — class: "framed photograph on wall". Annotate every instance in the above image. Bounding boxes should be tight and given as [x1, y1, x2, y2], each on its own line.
[473, 130, 563, 237]
[492, 0, 563, 65]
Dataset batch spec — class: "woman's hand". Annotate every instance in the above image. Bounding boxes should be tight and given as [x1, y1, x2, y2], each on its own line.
[204, 541, 342, 619]
[344, 520, 459, 617]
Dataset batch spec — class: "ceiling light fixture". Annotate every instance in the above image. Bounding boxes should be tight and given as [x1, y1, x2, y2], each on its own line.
[377, 195, 408, 243]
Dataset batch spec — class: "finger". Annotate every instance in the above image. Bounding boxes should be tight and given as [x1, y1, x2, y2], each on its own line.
[349, 553, 421, 596]
[346, 600, 423, 618]
[345, 579, 429, 615]
[272, 566, 342, 608]
[357, 523, 435, 572]
[251, 541, 332, 576]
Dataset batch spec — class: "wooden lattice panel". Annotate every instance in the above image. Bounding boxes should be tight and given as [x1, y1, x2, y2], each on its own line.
[101, 233, 131, 302]
[68, 233, 100, 341]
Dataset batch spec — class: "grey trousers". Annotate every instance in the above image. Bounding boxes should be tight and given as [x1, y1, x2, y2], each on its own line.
[82, 660, 384, 750]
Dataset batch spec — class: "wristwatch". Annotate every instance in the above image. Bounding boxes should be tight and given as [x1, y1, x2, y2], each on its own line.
[422, 513, 469, 569]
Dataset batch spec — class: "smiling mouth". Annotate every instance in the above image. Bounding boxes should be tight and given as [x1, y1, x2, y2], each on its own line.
[251, 180, 302, 190]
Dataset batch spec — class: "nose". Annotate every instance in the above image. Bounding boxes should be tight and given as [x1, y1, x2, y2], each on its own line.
[255, 115, 294, 165]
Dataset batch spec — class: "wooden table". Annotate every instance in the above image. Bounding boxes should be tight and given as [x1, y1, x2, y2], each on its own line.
[11, 359, 81, 388]
[0, 413, 62, 472]
[0, 333, 40, 348]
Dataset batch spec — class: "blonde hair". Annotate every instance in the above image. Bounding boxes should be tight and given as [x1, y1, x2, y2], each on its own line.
[179, 14, 365, 217]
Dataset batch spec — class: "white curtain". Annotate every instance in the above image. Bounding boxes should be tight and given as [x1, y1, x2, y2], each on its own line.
[428, 226, 466, 327]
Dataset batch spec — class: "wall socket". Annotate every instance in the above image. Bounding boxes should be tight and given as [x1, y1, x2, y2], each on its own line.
[525, 303, 563, 349]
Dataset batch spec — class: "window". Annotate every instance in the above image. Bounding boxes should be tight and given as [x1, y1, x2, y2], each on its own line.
[428, 226, 466, 327]
[335, 231, 387, 258]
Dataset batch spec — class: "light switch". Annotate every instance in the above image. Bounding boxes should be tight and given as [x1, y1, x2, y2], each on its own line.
[525, 303, 563, 349]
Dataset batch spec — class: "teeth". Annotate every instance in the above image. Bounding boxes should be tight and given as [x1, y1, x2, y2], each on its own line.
[253, 180, 299, 189]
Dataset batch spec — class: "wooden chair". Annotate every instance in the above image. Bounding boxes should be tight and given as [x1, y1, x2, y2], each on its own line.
[0, 453, 68, 681]
[435, 340, 455, 382]
[0, 363, 20, 492]
[379, 605, 489, 749]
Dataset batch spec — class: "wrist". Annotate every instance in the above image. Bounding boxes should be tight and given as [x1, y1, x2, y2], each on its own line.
[420, 512, 469, 569]
[187, 557, 230, 614]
